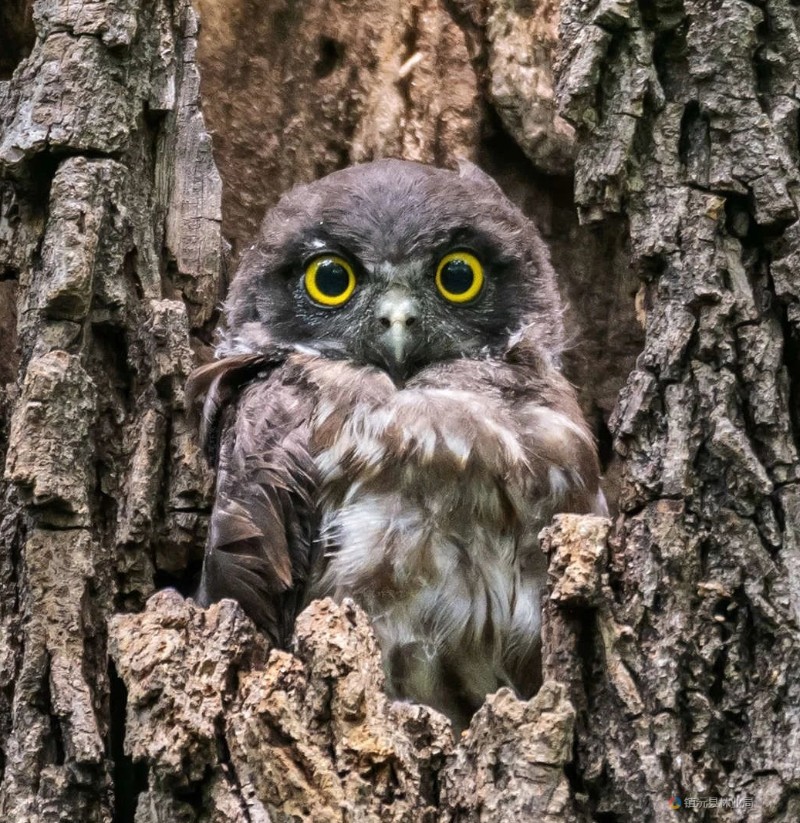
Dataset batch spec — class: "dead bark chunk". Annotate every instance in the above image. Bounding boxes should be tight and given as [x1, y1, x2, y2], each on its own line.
[541, 514, 611, 607]
[486, 0, 575, 174]
[0, 32, 138, 167]
[110, 594, 453, 822]
[38, 158, 127, 322]
[5, 350, 96, 525]
[440, 683, 579, 822]
[109, 591, 269, 787]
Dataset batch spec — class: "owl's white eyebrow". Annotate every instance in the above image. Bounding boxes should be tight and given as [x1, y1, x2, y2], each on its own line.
[374, 259, 426, 283]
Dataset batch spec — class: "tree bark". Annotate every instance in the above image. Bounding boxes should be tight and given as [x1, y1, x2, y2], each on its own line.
[0, 1, 222, 819]
[1, 0, 797, 821]
[553, 1, 800, 819]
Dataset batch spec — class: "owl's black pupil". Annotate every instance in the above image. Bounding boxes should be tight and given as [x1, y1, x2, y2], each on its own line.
[315, 260, 349, 296]
[441, 260, 474, 294]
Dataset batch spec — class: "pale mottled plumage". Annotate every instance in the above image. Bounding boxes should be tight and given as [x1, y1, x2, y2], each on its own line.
[189, 159, 605, 730]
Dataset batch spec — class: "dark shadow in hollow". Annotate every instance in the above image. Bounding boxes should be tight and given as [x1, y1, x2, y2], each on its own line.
[0, 0, 35, 80]
[109, 661, 149, 823]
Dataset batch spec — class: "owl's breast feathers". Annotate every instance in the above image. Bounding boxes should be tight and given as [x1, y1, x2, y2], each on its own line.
[189, 346, 604, 726]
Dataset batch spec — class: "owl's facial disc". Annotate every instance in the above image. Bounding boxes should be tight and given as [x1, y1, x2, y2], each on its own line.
[371, 287, 422, 381]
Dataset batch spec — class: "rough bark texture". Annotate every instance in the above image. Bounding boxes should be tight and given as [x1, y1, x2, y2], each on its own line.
[555, 1, 800, 820]
[2, 0, 797, 821]
[109, 586, 583, 822]
[0, 1, 221, 819]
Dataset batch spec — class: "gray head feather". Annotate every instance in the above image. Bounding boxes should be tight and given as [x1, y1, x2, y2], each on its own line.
[221, 159, 564, 380]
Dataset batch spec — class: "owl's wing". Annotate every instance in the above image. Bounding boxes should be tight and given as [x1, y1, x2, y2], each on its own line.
[187, 355, 318, 646]
[187, 353, 275, 463]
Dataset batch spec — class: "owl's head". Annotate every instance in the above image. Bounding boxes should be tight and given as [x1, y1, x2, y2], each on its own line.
[222, 159, 564, 380]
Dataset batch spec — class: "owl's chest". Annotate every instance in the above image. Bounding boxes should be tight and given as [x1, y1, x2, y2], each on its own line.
[312, 385, 538, 541]
[308, 385, 547, 641]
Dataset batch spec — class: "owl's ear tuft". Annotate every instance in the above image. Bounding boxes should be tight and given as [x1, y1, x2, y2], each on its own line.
[456, 158, 507, 199]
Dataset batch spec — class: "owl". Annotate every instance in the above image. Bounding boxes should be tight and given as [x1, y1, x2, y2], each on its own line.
[189, 159, 606, 731]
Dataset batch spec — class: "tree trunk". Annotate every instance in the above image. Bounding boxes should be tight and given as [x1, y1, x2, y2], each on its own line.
[1, 1, 797, 822]
[0, 1, 222, 819]
[553, 1, 800, 819]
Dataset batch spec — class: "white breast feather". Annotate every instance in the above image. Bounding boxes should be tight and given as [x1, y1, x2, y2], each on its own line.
[311, 385, 579, 717]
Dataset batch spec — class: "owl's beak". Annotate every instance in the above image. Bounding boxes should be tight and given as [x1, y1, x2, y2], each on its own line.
[373, 288, 421, 382]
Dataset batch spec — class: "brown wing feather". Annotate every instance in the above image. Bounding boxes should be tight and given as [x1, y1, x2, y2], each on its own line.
[190, 356, 319, 646]
[186, 352, 285, 464]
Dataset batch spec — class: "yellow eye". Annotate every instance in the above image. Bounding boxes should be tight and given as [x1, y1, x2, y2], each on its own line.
[304, 254, 356, 307]
[435, 252, 484, 303]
